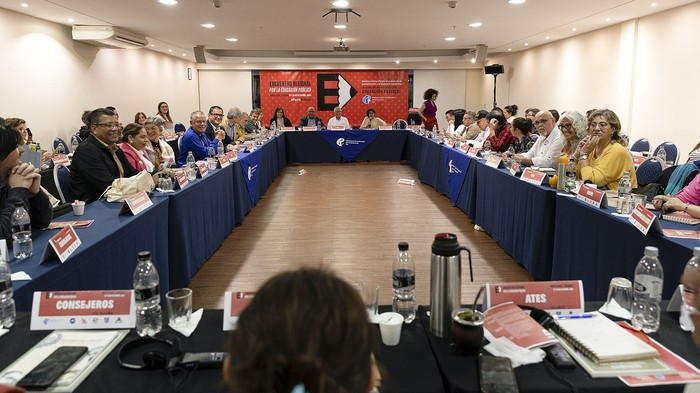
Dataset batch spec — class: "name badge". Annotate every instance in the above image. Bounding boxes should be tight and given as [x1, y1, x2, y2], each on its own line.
[520, 168, 547, 185]
[52, 154, 70, 166]
[226, 150, 238, 161]
[330, 125, 345, 130]
[176, 171, 188, 189]
[378, 125, 393, 130]
[509, 162, 520, 176]
[302, 126, 317, 131]
[42, 226, 81, 263]
[120, 190, 153, 216]
[218, 154, 231, 168]
[485, 155, 502, 169]
[30, 290, 135, 330]
[576, 184, 607, 208]
[196, 161, 208, 177]
[467, 147, 479, 157]
[629, 204, 662, 235]
[280, 127, 295, 131]
[223, 291, 255, 331]
[484, 281, 584, 315]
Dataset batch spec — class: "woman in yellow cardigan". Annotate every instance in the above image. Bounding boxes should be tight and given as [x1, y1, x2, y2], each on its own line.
[572, 109, 637, 190]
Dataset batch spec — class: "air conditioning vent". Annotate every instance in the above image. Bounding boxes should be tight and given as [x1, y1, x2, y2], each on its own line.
[72, 26, 147, 49]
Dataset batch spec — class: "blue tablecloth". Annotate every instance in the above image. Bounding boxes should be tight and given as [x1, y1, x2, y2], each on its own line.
[552, 194, 696, 300]
[284, 130, 409, 163]
[12, 198, 170, 311]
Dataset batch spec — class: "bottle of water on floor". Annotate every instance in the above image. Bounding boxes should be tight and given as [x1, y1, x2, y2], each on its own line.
[11, 202, 32, 259]
[680, 247, 700, 332]
[0, 258, 16, 328]
[133, 251, 162, 336]
[393, 242, 415, 323]
[632, 246, 663, 333]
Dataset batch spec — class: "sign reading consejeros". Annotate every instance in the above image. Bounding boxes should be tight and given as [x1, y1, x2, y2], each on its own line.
[30, 290, 135, 330]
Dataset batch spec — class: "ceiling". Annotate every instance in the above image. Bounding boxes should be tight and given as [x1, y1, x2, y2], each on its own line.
[3, 0, 696, 66]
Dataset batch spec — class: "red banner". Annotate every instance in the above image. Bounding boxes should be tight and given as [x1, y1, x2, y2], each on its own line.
[260, 70, 408, 127]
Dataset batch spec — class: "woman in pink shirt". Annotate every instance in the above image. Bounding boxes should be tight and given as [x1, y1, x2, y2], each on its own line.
[119, 123, 154, 173]
[653, 174, 700, 218]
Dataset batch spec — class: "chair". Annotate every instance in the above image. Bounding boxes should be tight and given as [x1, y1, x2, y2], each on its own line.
[653, 142, 679, 165]
[630, 138, 650, 154]
[69, 135, 82, 152]
[393, 119, 407, 129]
[53, 164, 73, 203]
[635, 157, 664, 186]
[174, 123, 186, 134]
[53, 138, 69, 154]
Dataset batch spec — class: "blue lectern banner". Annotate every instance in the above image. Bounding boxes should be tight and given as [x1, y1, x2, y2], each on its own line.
[318, 130, 381, 162]
[442, 146, 472, 206]
[238, 147, 263, 205]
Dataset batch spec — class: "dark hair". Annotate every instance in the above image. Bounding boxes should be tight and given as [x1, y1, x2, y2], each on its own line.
[445, 109, 455, 116]
[81, 110, 92, 127]
[274, 107, 285, 117]
[423, 88, 438, 101]
[89, 108, 116, 127]
[487, 108, 506, 128]
[227, 268, 373, 393]
[157, 101, 172, 122]
[512, 117, 532, 136]
[5, 118, 25, 129]
[209, 105, 223, 115]
[548, 109, 560, 122]
[525, 108, 540, 116]
[586, 109, 596, 118]
[587, 108, 626, 146]
[106, 106, 117, 112]
[504, 104, 518, 116]
[121, 123, 145, 142]
[0, 123, 22, 160]
[134, 112, 147, 123]
[366, 108, 376, 117]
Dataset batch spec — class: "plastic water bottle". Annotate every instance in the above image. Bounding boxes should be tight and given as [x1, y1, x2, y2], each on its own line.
[392, 242, 416, 324]
[0, 258, 16, 328]
[186, 151, 196, 168]
[616, 171, 632, 214]
[11, 202, 32, 259]
[208, 146, 215, 159]
[680, 247, 700, 332]
[633, 246, 663, 333]
[565, 158, 577, 192]
[133, 251, 162, 337]
[657, 146, 667, 166]
[217, 141, 224, 157]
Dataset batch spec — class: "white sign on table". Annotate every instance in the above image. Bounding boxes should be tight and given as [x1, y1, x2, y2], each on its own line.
[30, 290, 135, 330]
[467, 147, 479, 157]
[629, 204, 662, 235]
[485, 155, 503, 169]
[218, 154, 231, 168]
[120, 190, 153, 216]
[196, 161, 208, 177]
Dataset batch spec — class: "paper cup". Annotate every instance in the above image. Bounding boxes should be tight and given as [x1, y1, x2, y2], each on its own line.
[71, 202, 85, 216]
[378, 312, 404, 346]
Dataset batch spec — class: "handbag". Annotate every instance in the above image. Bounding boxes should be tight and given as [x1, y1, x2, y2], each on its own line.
[101, 170, 155, 202]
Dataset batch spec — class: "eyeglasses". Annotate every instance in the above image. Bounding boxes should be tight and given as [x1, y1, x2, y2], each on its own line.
[558, 124, 572, 130]
[534, 119, 551, 125]
[588, 122, 610, 129]
[210, 114, 224, 118]
[95, 123, 120, 129]
[144, 126, 160, 131]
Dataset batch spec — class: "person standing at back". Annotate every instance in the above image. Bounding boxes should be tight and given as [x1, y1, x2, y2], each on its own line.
[418, 88, 438, 130]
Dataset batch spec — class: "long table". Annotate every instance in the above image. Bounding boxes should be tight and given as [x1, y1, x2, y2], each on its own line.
[11, 130, 700, 311]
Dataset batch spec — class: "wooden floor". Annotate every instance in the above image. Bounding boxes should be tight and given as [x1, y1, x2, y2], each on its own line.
[189, 162, 534, 309]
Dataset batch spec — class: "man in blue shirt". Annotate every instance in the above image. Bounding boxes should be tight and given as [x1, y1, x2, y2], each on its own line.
[177, 111, 220, 167]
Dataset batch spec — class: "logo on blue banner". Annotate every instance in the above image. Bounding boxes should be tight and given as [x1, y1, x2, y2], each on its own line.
[443, 147, 472, 206]
[318, 130, 381, 162]
[448, 160, 462, 174]
[239, 149, 262, 205]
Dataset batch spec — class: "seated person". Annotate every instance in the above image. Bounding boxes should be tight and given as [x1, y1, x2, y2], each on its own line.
[176, 111, 221, 167]
[573, 109, 637, 190]
[245, 108, 263, 136]
[298, 107, 325, 129]
[225, 267, 377, 393]
[444, 110, 455, 134]
[119, 123, 154, 173]
[652, 169, 700, 218]
[360, 108, 386, 129]
[224, 107, 253, 145]
[327, 107, 351, 129]
[510, 117, 536, 154]
[269, 107, 293, 129]
[509, 110, 564, 168]
[205, 105, 225, 142]
[471, 110, 490, 143]
[485, 109, 515, 153]
[0, 120, 52, 242]
[681, 267, 700, 346]
[70, 108, 139, 203]
[143, 117, 176, 167]
[558, 111, 587, 156]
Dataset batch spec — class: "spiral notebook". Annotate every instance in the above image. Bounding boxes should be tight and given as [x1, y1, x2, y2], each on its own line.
[553, 312, 658, 363]
[661, 211, 700, 225]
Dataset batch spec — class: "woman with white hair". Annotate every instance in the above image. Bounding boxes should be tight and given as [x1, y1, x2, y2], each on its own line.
[558, 111, 587, 156]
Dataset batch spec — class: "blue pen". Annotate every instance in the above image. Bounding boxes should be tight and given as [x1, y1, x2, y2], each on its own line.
[553, 313, 595, 319]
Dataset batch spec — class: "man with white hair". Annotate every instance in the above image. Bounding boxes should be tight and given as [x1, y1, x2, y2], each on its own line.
[510, 110, 564, 168]
[327, 107, 350, 129]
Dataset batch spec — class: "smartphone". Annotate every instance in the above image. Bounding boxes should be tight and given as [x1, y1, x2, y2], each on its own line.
[479, 354, 519, 393]
[17, 346, 88, 390]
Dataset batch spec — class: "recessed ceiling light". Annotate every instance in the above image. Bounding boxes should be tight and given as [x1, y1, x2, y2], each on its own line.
[524, 43, 529, 46]
[545, 36, 550, 39]
[334, 24, 347, 29]
[508, 0, 526, 4]
[572, 27, 577, 31]
[158, 0, 178, 4]
[201, 23, 215, 28]
[182, 53, 186, 56]
[168, 49, 173, 52]
[470, 58, 476, 64]
[433, 59, 438, 63]
[508, 48, 512, 51]
[68, 18, 74, 23]
[332, 0, 349, 6]
[444, 37, 456, 41]
[226, 37, 238, 42]
[243, 60, 247, 63]
[150, 44, 155, 47]
[20, 3, 28, 7]
[651, 2, 657, 6]
[395, 60, 400, 64]
[468, 22, 482, 27]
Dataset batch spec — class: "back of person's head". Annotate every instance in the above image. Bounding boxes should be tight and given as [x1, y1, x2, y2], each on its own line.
[504, 104, 518, 116]
[0, 122, 22, 160]
[81, 110, 92, 127]
[226, 268, 374, 393]
[548, 109, 560, 122]
[512, 117, 532, 135]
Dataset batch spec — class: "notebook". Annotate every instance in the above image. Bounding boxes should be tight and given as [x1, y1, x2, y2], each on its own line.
[661, 211, 700, 225]
[552, 312, 658, 363]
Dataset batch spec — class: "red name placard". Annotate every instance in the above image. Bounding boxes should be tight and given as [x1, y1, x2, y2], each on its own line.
[520, 168, 547, 185]
[176, 171, 188, 189]
[485, 154, 502, 169]
[485, 281, 585, 315]
[629, 204, 661, 235]
[467, 147, 479, 157]
[330, 125, 345, 130]
[302, 126, 317, 131]
[509, 162, 521, 176]
[226, 150, 238, 161]
[196, 161, 208, 177]
[44, 226, 81, 263]
[122, 190, 153, 216]
[576, 184, 607, 208]
[30, 290, 135, 330]
[281, 127, 296, 131]
[219, 154, 231, 168]
[223, 291, 255, 330]
[52, 154, 70, 166]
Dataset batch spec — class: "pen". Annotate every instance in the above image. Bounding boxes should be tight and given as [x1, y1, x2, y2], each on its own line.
[553, 313, 596, 319]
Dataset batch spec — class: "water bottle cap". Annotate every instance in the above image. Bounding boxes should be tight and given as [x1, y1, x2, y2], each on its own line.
[644, 246, 659, 257]
[137, 251, 151, 260]
[398, 242, 409, 251]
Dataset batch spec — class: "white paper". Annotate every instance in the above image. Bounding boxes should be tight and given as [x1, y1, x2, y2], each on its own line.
[11, 271, 32, 281]
[169, 308, 203, 337]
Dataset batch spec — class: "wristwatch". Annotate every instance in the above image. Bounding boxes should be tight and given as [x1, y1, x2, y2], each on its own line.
[579, 154, 588, 161]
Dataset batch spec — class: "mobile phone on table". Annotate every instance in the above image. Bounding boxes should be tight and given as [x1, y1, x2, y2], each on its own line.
[17, 346, 88, 390]
[479, 354, 519, 393]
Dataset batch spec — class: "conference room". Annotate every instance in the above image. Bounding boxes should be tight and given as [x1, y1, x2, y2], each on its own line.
[2, 0, 700, 392]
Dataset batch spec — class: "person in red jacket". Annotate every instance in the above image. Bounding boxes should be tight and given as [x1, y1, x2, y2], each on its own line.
[486, 108, 515, 153]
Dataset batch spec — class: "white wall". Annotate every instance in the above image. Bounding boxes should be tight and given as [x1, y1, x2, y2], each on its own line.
[198, 70, 253, 114]
[413, 69, 467, 130]
[0, 7, 198, 149]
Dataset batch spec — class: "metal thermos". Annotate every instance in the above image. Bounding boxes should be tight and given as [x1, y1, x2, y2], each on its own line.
[429, 233, 472, 337]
